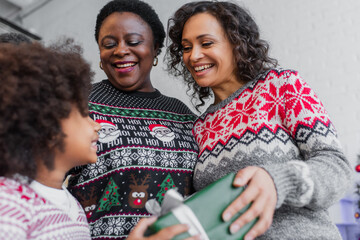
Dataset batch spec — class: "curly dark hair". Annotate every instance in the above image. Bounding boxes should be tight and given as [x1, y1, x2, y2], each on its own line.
[0, 32, 31, 44]
[94, 0, 165, 55]
[0, 40, 93, 179]
[167, 1, 278, 111]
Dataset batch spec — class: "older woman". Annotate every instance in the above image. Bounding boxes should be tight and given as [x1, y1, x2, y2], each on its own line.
[67, 0, 198, 239]
[167, 1, 351, 240]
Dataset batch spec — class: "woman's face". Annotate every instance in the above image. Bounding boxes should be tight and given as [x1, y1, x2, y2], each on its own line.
[181, 13, 240, 93]
[98, 12, 157, 92]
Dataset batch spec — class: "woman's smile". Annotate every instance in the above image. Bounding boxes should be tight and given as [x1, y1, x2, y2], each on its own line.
[192, 63, 215, 76]
[113, 61, 137, 73]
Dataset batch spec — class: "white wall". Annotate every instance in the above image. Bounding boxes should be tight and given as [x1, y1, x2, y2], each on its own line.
[19, 0, 360, 226]
[242, 0, 360, 173]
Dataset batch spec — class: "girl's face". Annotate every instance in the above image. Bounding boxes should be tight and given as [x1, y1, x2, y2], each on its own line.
[181, 13, 241, 100]
[57, 106, 100, 168]
[98, 12, 157, 92]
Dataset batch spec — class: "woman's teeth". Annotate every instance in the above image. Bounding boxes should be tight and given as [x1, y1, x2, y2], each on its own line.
[115, 63, 136, 68]
[194, 64, 213, 72]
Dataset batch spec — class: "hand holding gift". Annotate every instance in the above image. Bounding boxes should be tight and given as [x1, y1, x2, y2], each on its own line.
[128, 217, 200, 240]
[223, 167, 277, 240]
[145, 173, 258, 240]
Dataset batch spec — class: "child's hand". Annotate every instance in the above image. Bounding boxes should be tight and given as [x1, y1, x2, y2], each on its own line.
[222, 166, 277, 240]
[128, 216, 200, 240]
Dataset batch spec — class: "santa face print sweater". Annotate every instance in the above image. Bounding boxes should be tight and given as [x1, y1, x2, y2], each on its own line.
[67, 80, 198, 239]
[0, 177, 91, 240]
[193, 69, 351, 240]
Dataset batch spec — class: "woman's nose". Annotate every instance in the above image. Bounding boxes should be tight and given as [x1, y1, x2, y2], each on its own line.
[189, 45, 203, 62]
[114, 42, 130, 57]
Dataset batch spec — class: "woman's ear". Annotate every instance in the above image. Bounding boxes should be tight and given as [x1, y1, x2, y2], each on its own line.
[154, 44, 160, 56]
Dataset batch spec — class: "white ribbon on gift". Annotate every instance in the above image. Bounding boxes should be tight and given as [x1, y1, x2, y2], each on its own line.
[146, 189, 209, 240]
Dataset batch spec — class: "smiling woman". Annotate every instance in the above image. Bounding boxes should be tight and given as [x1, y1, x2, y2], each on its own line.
[181, 12, 242, 105]
[66, 1, 199, 239]
[167, 1, 351, 240]
[98, 11, 157, 92]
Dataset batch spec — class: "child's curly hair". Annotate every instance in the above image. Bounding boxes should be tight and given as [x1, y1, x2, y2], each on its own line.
[0, 40, 93, 179]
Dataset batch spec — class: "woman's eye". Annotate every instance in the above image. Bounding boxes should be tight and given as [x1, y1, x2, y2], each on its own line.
[103, 43, 116, 49]
[202, 42, 213, 47]
[182, 46, 191, 52]
[128, 41, 141, 46]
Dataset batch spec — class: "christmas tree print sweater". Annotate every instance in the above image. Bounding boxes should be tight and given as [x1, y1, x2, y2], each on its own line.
[68, 80, 198, 239]
[193, 69, 351, 239]
[0, 177, 91, 240]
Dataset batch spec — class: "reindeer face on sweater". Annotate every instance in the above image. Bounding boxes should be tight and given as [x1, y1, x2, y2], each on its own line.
[74, 186, 98, 219]
[128, 174, 150, 208]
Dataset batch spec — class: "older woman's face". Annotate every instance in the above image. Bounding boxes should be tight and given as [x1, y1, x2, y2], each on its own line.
[181, 13, 239, 93]
[98, 12, 157, 92]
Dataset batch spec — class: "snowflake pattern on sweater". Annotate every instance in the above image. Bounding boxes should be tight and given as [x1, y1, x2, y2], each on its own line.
[193, 69, 350, 239]
[68, 80, 198, 239]
[0, 177, 91, 240]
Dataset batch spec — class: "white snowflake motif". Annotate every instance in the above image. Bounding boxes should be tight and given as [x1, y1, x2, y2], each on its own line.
[104, 217, 125, 235]
[160, 152, 178, 168]
[182, 152, 197, 169]
[131, 217, 140, 225]
[77, 175, 84, 184]
[110, 149, 132, 168]
[88, 157, 107, 178]
[91, 218, 103, 236]
[138, 149, 156, 166]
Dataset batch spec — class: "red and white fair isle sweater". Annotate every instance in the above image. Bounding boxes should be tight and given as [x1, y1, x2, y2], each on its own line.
[0, 177, 91, 240]
[193, 69, 351, 239]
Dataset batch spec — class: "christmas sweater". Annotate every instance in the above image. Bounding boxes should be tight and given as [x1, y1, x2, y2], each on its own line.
[0, 177, 91, 240]
[68, 80, 198, 239]
[193, 69, 350, 239]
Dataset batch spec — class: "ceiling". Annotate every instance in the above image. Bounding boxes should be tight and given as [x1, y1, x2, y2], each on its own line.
[5, 0, 42, 8]
[3, 0, 51, 21]
[0, 0, 46, 40]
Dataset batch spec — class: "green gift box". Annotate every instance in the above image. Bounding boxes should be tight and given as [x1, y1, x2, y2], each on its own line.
[145, 173, 258, 240]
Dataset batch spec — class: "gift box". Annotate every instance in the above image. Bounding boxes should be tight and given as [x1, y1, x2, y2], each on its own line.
[145, 172, 258, 240]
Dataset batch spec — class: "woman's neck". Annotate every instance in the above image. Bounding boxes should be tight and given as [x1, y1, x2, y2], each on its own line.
[212, 80, 245, 105]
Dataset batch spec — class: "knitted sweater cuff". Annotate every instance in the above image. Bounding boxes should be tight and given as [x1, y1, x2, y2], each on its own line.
[261, 161, 314, 209]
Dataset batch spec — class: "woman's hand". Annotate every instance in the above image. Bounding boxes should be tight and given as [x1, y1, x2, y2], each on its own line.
[222, 166, 277, 240]
[127, 216, 200, 240]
